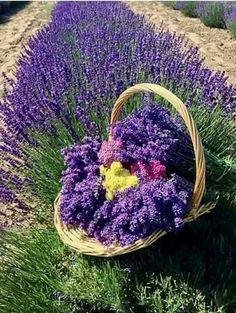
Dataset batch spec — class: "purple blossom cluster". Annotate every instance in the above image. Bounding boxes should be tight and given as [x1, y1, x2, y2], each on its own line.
[224, 2, 236, 21]
[174, 1, 236, 34]
[110, 104, 192, 170]
[60, 137, 104, 225]
[1, 2, 236, 206]
[224, 3, 236, 37]
[60, 105, 192, 246]
[196, 2, 225, 28]
[1, 2, 236, 140]
[98, 140, 124, 168]
[88, 174, 191, 246]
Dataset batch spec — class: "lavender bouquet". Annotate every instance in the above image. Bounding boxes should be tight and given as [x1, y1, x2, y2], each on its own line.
[59, 103, 194, 247]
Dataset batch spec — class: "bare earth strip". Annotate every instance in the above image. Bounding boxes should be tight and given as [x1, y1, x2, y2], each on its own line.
[0, 2, 53, 90]
[127, 1, 236, 85]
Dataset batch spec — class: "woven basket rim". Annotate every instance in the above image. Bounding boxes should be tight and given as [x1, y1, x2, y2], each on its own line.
[54, 83, 212, 257]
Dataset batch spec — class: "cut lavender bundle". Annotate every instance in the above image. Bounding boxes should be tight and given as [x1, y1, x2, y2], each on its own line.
[88, 174, 192, 246]
[54, 82, 213, 257]
[109, 104, 192, 169]
[59, 104, 193, 247]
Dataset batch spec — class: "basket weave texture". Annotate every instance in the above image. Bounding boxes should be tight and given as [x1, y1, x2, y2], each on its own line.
[54, 83, 214, 257]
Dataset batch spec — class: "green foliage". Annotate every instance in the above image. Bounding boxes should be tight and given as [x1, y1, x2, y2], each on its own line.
[1, 200, 235, 313]
[181, 2, 197, 18]
[63, 257, 132, 312]
[227, 21, 236, 38]
[0, 1, 11, 14]
[0, 229, 72, 313]
[137, 275, 224, 313]
[163, 2, 176, 9]
[200, 2, 225, 29]
[189, 105, 236, 196]
[23, 120, 75, 205]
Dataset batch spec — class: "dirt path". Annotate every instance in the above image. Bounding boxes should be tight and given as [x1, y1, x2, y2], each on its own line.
[127, 1, 236, 85]
[0, 2, 53, 90]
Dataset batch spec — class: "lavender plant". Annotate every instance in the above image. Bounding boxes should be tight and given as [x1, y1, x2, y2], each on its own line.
[167, 1, 236, 38]
[224, 5, 236, 38]
[164, 2, 176, 9]
[0, 1, 236, 222]
[196, 2, 226, 28]
[1, 204, 234, 313]
[175, 1, 197, 17]
[0, 229, 72, 313]
[0, 2, 235, 311]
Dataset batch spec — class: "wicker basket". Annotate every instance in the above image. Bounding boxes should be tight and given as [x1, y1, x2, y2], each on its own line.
[54, 83, 214, 257]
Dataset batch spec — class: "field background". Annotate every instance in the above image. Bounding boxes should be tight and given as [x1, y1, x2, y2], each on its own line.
[0, 2, 235, 313]
[1, 1, 236, 92]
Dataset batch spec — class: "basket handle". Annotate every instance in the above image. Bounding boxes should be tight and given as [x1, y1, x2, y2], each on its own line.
[109, 83, 205, 215]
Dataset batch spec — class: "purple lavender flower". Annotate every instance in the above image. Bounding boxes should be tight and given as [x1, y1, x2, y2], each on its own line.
[1, 1, 236, 211]
[196, 2, 226, 28]
[0, 184, 15, 203]
[89, 174, 192, 246]
[110, 104, 192, 169]
[224, 3, 236, 38]
[174, 2, 197, 18]
[60, 105, 192, 246]
[59, 137, 105, 225]
[174, 2, 186, 11]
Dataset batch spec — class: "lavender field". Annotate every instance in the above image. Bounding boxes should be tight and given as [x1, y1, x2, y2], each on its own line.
[0, 2, 235, 313]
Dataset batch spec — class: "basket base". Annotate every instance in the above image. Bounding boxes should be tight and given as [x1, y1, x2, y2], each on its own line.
[54, 195, 215, 257]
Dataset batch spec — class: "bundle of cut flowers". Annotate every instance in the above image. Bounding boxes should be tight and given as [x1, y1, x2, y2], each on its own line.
[59, 102, 197, 247]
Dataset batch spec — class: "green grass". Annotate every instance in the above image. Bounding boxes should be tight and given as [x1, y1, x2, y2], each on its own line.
[181, 2, 197, 18]
[0, 229, 72, 313]
[137, 275, 224, 313]
[200, 2, 225, 29]
[189, 106, 236, 195]
[63, 257, 131, 312]
[24, 120, 76, 205]
[1, 198, 235, 313]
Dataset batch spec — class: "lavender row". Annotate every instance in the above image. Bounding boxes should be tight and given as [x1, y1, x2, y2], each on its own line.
[0, 1, 236, 206]
[172, 1, 236, 37]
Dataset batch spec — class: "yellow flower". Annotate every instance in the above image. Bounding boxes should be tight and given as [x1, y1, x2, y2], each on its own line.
[99, 162, 138, 200]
